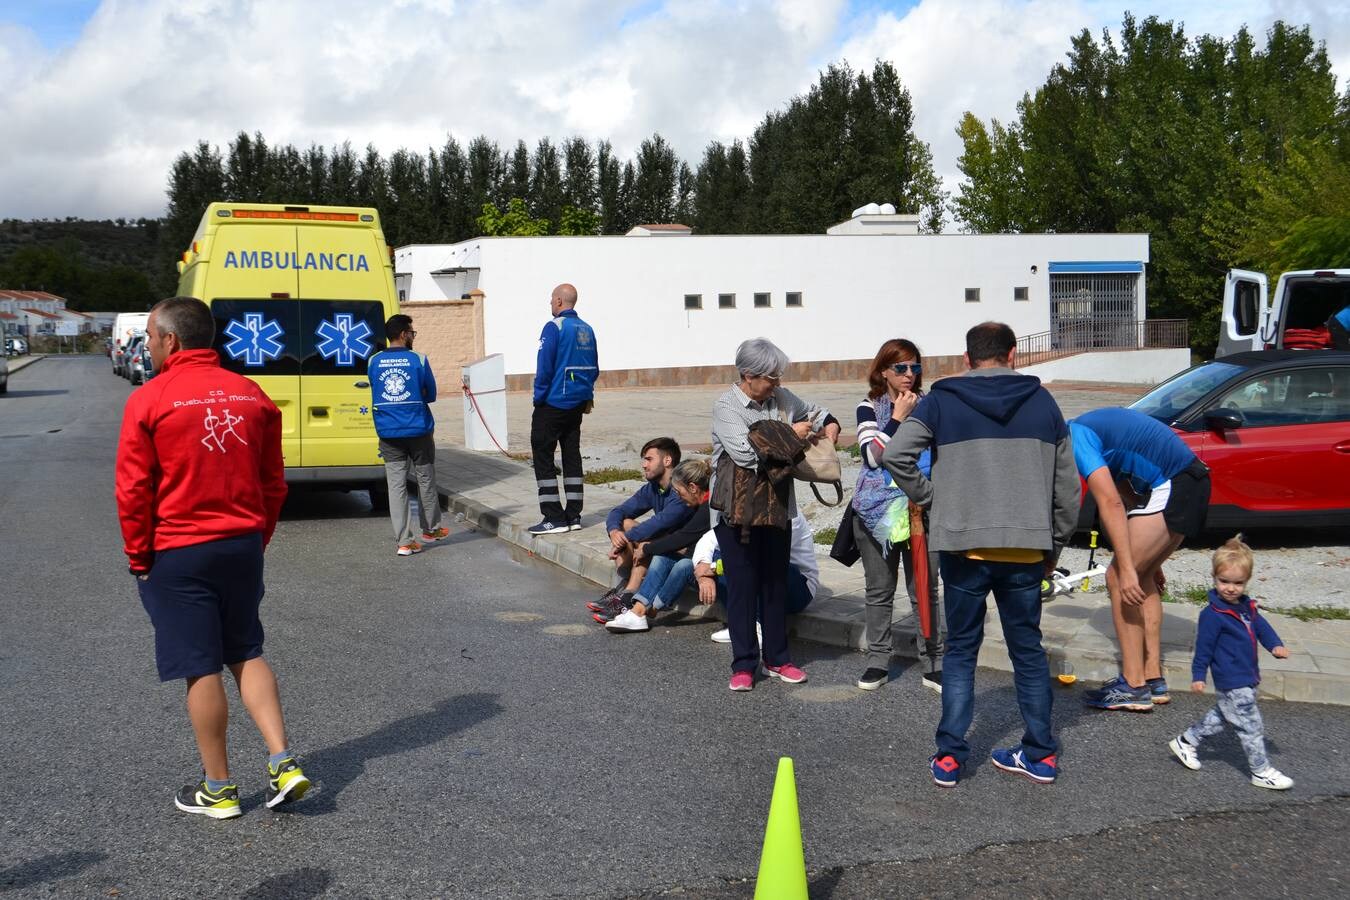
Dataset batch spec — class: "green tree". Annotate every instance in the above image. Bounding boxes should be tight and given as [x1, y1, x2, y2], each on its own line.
[476, 198, 550, 236]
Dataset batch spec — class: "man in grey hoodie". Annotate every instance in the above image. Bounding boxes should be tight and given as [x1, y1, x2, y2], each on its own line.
[883, 322, 1079, 788]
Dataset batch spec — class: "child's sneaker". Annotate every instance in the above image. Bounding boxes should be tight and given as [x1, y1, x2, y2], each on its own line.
[930, 754, 960, 788]
[1168, 734, 1201, 770]
[397, 541, 423, 557]
[1250, 766, 1293, 790]
[990, 747, 1057, 783]
[421, 526, 450, 542]
[1147, 677, 1170, 705]
[266, 758, 312, 808]
[174, 780, 242, 819]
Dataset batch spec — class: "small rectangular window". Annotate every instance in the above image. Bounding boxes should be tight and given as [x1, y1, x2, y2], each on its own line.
[754, 292, 771, 308]
[684, 293, 702, 310]
[398, 289, 407, 302]
[1013, 286, 1029, 301]
[965, 288, 981, 303]
[718, 293, 736, 309]
[785, 291, 802, 307]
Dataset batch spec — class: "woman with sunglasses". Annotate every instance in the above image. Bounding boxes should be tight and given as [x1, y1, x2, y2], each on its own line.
[853, 339, 945, 692]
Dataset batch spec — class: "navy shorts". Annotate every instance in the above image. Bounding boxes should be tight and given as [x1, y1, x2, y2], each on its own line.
[137, 533, 266, 681]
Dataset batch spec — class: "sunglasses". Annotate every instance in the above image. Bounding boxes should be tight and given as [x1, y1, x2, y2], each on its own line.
[890, 362, 922, 375]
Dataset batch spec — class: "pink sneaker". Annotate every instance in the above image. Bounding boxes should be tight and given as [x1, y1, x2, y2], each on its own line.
[764, 663, 807, 684]
[729, 671, 754, 692]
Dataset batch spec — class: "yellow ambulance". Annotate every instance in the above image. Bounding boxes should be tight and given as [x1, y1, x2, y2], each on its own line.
[176, 202, 398, 508]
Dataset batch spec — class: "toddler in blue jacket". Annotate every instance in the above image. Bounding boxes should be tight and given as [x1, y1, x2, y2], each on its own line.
[1167, 537, 1293, 790]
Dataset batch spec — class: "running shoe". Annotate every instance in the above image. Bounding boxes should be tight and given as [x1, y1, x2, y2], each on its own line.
[397, 542, 423, 557]
[921, 671, 944, 694]
[266, 758, 312, 809]
[421, 526, 450, 542]
[528, 519, 570, 536]
[591, 593, 632, 624]
[174, 780, 242, 819]
[990, 747, 1058, 784]
[1147, 677, 1170, 705]
[930, 754, 960, 788]
[1084, 681, 1154, 712]
[586, 584, 623, 613]
[729, 671, 754, 692]
[764, 663, 807, 684]
[568, 517, 583, 532]
[1083, 674, 1127, 701]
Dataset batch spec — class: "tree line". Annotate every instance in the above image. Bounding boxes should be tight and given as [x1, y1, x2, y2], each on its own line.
[952, 15, 1350, 347]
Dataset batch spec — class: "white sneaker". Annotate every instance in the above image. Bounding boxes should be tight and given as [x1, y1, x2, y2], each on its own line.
[1250, 766, 1293, 790]
[605, 609, 650, 633]
[709, 624, 762, 644]
[1168, 735, 1201, 770]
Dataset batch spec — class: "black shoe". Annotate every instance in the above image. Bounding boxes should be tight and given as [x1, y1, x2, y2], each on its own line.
[265, 758, 311, 809]
[586, 584, 623, 612]
[857, 667, 889, 691]
[528, 519, 570, 536]
[568, 517, 583, 531]
[922, 670, 943, 694]
[592, 593, 632, 624]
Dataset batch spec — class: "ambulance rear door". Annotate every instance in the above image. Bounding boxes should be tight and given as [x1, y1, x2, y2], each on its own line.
[294, 225, 390, 469]
[205, 225, 302, 468]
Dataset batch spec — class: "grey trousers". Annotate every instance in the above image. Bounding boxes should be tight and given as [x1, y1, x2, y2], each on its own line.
[852, 513, 945, 671]
[1184, 685, 1269, 772]
[380, 434, 442, 546]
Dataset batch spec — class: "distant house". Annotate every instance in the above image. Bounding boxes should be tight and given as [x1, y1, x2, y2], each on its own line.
[0, 290, 95, 336]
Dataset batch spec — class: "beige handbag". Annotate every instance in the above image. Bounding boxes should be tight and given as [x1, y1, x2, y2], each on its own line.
[778, 410, 843, 505]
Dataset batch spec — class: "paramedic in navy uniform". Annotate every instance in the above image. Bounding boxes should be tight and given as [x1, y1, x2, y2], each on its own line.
[116, 296, 309, 819]
[370, 314, 449, 557]
[529, 282, 599, 535]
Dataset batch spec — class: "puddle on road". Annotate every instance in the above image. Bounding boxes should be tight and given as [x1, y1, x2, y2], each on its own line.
[494, 611, 546, 624]
[542, 624, 591, 636]
[790, 684, 860, 703]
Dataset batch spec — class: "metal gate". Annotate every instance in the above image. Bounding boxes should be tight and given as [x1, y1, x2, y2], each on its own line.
[1049, 273, 1139, 349]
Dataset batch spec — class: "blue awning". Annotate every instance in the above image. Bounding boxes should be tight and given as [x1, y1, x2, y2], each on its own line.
[1048, 261, 1144, 274]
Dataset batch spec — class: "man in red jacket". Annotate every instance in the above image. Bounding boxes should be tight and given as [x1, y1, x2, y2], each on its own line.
[116, 296, 309, 819]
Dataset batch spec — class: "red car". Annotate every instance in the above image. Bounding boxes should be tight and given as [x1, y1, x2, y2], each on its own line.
[1127, 350, 1350, 530]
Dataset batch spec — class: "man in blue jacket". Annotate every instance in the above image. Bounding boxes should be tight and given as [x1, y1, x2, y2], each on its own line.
[370, 314, 448, 556]
[884, 322, 1079, 789]
[529, 283, 599, 535]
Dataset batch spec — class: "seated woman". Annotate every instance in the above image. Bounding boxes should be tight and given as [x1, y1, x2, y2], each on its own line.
[700, 510, 819, 643]
[605, 459, 712, 633]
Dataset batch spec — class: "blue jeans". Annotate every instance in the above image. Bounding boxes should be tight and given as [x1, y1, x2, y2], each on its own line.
[636, 555, 692, 610]
[691, 568, 811, 617]
[936, 553, 1056, 766]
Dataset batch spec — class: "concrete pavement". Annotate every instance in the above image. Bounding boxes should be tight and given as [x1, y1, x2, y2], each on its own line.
[428, 380, 1350, 707]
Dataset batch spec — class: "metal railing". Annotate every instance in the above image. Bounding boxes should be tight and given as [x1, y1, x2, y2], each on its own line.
[1016, 319, 1189, 368]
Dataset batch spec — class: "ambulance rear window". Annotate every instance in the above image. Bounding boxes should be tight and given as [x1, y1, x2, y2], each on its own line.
[210, 298, 387, 377]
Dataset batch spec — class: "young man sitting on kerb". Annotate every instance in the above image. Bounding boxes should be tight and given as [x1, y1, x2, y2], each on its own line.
[585, 437, 695, 622]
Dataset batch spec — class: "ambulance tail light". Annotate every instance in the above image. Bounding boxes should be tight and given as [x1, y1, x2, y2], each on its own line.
[229, 209, 360, 222]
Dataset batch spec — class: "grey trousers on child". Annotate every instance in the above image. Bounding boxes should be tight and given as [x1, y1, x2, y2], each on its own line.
[1184, 685, 1269, 772]
[380, 434, 442, 546]
[852, 515, 945, 672]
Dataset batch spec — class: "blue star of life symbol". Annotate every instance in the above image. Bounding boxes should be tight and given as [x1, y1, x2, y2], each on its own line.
[315, 314, 374, 366]
[223, 313, 285, 367]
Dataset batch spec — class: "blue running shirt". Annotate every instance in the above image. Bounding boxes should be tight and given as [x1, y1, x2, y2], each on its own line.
[1069, 407, 1196, 495]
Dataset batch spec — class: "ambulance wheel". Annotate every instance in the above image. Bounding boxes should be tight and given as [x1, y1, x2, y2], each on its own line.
[368, 481, 389, 514]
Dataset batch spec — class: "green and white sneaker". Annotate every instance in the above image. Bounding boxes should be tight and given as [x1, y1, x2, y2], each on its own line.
[266, 757, 311, 808]
[174, 780, 242, 819]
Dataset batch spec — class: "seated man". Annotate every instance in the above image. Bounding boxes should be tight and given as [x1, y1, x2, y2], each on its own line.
[604, 458, 712, 633]
[587, 437, 695, 621]
[693, 511, 819, 643]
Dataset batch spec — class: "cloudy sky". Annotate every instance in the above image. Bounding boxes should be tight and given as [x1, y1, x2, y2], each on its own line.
[2, 0, 1347, 221]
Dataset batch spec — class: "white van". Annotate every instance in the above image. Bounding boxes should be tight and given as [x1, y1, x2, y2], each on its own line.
[111, 312, 149, 375]
[1219, 268, 1350, 357]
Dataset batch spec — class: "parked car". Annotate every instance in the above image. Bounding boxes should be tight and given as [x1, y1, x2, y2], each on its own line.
[5, 336, 26, 356]
[129, 339, 154, 385]
[122, 335, 146, 381]
[1126, 350, 1350, 529]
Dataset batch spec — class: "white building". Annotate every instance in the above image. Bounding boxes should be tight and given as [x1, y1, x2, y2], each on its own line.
[395, 213, 1166, 390]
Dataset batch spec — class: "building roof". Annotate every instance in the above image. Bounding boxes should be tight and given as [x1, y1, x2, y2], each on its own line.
[21, 308, 61, 319]
[0, 289, 67, 302]
[634, 224, 692, 231]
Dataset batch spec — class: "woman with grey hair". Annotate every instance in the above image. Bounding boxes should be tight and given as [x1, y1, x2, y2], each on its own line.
[710, 337, 840, 691]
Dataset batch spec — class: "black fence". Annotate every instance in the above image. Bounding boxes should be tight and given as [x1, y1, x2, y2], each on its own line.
[1017, 319, 1189, 368]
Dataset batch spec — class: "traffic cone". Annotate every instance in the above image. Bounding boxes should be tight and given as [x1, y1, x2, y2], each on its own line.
[754, 757, 808, 900]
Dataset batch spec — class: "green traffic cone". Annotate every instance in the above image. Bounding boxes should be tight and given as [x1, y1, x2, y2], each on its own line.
[754, 757, 808, 900]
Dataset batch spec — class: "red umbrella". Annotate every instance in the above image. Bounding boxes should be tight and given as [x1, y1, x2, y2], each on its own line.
[909, 501, 932, 641]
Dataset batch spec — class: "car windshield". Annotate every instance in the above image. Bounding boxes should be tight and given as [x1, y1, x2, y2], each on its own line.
[1130, 361, 1244, 422]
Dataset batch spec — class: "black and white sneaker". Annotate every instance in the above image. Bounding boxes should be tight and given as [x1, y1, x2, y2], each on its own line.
[857, 667, 889, 691]
[568, 517, 583, 531]
[586, 584, 624, 613]
[922, 671, 943, 694]
[528, 519, 570, 536]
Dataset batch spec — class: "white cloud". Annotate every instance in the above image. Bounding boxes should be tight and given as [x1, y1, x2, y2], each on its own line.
[0, 0, 1346, 220]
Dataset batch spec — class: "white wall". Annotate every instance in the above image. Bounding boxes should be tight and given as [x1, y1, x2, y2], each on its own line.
[400, 233, 1149, 376]
[1020, 347, 1191, 385]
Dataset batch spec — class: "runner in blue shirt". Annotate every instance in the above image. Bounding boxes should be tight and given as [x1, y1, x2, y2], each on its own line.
[1069, 407, 1210, 711]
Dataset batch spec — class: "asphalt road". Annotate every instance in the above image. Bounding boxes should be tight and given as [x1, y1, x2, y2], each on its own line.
[2, 357, 1348, 899]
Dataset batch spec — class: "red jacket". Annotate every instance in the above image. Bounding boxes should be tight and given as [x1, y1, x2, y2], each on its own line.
[116, 349, 286, 572]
